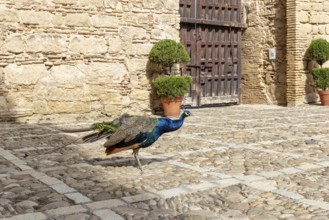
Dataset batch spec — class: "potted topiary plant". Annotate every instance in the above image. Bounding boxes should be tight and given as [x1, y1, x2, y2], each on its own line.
[308, 38, 329, 106]
[149, 39, 192, 117]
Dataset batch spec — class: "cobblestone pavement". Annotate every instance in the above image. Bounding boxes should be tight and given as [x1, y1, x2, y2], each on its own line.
[1, 104, 329, 220]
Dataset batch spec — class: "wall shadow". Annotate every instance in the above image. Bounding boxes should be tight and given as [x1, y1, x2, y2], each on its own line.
[303, 48, 318, 104]
[0, 72, 16, 122]
[145, 60, 164, 116]
[272, 0, 288, 106]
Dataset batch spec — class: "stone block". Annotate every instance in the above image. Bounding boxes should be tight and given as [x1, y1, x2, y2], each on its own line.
[65, 13, 91, 27]
[32, 100, 48, 114]
[101, 93, 122, 104]
[318, 25, 326, 35]
[15, 0, 54, 7]
[154, 14, 177, 25]
[103, 103, 122, 114]
[46, 205, 87, 217]
[5, 94, 33, 111]
[69, 36, 107, 55]
[108, 36, 124, 53]
[49, 65, 85, 87]
[164, 0, 179, 10]
[64, 192, 91, 204]
[50, 183, 76, 194]
[86, 199, 126, 210]
[129, 89, 150, 101]
[3, 35, 24, 54]
[4, 212, 48, 220]
[104, 0, 119, 9]
[298, 11, 309, 23]
[118, 26, 148, 40]
[122, 13, 153, 26]
[0, 9, 19, 22]
[80, 0, 103, 7]
[324, 2, 329, 12]
[47, 101, 91, 113]
[311, 2, 324, 11]
[300, 24, 312, 35]
[0, 97, 9, 112]
[53, 0, 76, 4]
[47, 87, 87, 101]
[25, 35, 67, 54]
[20, 10, 53, 25]
[52, 14, 65, 26]
[310, 14, 329, 24]
[4, 64, 47, 85]
[125, 43, 153, 56]
[142, 0, 164, 9]
[92, 14, 119, 28]
[88, 63, 128, 84]
[151, 26, 179, 40]
[325, 25, 329, 35]
[125, 58, 147, 72]
[93, 209, 125, 220]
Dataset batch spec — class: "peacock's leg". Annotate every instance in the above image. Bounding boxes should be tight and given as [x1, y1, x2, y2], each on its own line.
[133, 148, 143, 172]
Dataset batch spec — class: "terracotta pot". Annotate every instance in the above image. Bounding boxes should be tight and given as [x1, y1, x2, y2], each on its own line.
[318, 90, 329, 106]
[160, 97, 183, 118]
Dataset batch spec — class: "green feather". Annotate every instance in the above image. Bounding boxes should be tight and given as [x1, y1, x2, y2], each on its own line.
[91, 122, 119, 133]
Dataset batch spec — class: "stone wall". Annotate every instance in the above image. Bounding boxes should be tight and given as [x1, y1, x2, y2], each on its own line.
[2, 0, 328, 123]
[241, 0, 287, 105]
[287, 0, 329, 105]
[0, 0, 179, 123]
[242, 0, 329, 106]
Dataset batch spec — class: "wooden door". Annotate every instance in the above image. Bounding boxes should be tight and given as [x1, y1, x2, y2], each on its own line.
[180, 0, 245, 107]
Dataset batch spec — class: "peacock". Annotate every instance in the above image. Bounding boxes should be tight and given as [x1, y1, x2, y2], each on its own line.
[82, 110, 191, 171]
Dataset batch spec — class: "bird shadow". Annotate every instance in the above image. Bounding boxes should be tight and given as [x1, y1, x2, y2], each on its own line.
[87, 156, 172, 168]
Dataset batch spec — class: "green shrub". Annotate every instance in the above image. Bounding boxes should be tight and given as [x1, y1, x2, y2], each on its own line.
[308, 38, 329, 67]
[312, 68, 329, 90]
[152, 75, 192, 98]
[148, 39, 190, 73]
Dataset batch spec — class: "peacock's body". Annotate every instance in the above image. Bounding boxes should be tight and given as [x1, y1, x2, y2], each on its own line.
[82, 110, 191, 171]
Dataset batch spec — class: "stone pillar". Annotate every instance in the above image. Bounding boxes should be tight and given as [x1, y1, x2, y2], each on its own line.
[286, 0, 304, 106]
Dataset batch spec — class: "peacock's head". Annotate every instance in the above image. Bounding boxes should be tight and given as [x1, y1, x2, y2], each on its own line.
[182, 109, 191, 118]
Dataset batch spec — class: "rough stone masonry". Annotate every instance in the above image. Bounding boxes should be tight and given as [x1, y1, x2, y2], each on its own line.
[1, 0, 329, 123]
[0, 0, 179, 123]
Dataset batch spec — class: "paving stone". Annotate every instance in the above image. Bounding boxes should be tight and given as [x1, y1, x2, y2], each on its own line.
[301, 199, 329, 211]
[318, 161, 329, 167]
[279, 167, 303, 174]
[39, 201, 71, 210]
[14, 200, 38, 208]
[185, 182, 217, 191]
[61, 213, 91, 220]
[258, 171, 282, 178]
[65, 192, 91, 204]
[155, 187, 189, 199]
[45, 205, 87, 217]
[4, 212, 47, 220]
[216, 178, 241, 187]
[122, 193, 158, 203]
[86, 199, 126, 210]
[297, 163, 323, 171]
[245, 180, 277, 192]
[273, 189, 304, 200]
[93, 209, 125, 220]
[50, 183, 76, 194]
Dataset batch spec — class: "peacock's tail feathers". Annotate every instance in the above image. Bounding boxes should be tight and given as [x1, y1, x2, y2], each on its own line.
[82, 130, 113, 143]
[91, 122, 119, 133]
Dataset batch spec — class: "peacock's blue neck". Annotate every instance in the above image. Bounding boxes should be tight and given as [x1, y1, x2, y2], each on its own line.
[139, 112, 188, 148]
